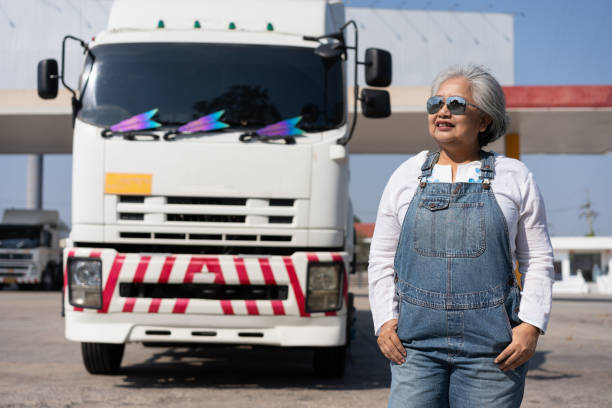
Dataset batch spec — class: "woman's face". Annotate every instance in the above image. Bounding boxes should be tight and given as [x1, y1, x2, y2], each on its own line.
[428, 76, 491, 151]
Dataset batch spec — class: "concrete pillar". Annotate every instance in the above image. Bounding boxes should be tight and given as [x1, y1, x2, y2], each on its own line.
[26, 154, 43, 209]
[505, 133, 520, 160]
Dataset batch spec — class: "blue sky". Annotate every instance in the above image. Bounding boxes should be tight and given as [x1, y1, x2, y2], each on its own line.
[348, 0, 612, 236]
[1, 0, 611, 236]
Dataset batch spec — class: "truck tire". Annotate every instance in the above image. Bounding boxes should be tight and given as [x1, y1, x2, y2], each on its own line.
[312, 292, 355, 377]
[313, 345, 346, 378]
[81, 342, 125, 374]
[41, 263, 57, 291]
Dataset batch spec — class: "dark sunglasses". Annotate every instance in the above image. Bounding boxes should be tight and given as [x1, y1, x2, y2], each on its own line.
[426, 96, 482, 115]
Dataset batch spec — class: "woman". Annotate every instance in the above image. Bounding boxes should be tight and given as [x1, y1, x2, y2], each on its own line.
[368, 64, 553, 407]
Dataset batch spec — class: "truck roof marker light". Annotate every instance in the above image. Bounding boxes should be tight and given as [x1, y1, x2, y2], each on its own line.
[109, 108, 161, 132]
[157, 20, 165, 29]
[194, 20, 201, 29]
[229, 22, 236, 30]
[267, 23, 274, 31]
[177, 110, 229, 133]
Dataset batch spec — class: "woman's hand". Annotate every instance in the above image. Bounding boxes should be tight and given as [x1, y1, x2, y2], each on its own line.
[377, 319, 406, 364]
[495, 322, 540, 371]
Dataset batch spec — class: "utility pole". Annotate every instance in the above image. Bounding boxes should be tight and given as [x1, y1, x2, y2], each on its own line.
[579, 191, 598, 237]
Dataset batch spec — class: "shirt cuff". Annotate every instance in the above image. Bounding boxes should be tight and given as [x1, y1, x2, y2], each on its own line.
[374, 311, 399, 336]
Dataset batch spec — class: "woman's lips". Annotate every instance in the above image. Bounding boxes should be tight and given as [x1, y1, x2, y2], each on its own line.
[435, 121, 455, 130]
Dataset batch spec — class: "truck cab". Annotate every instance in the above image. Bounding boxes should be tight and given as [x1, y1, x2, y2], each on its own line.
[37, 0, 391, 377]
[0, 209, 67, 290]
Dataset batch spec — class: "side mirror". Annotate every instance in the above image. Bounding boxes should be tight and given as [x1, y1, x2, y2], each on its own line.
[360, 89, 391, 118]
[37, 59, 59, 99]
[364, 48, 392, 87]
[314, 41, 344, 59]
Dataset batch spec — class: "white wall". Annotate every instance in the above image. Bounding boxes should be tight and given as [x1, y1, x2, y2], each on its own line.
[0, 2, 513, 90]
[346, 8, 514, 87]
[0, 0, 112, 89]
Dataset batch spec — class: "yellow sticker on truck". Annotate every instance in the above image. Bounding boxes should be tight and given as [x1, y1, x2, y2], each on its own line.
[105, 173, 152, 195]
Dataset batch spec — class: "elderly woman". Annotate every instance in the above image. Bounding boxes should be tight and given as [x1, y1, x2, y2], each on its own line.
[368, 65, 554, 407]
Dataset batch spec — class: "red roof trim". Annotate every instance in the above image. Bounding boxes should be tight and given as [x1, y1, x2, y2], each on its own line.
[503, 85, 612, 108]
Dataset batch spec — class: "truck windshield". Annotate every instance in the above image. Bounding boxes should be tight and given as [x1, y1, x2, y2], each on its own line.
[0, 226, 42, 249]
[79, 43, 344, 131]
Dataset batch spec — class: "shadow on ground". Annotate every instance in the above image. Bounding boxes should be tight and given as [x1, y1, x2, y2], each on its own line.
[527, 351, 580, 381]
[117, 310, 391, 390]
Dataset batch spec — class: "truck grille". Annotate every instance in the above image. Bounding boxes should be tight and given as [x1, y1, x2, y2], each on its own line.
[119, 282, 289, 300]
[0, 253, 33, 260]
[110, 195, 300, 245]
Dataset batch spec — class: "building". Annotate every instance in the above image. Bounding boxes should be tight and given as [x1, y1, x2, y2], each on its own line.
[355, 223, 612, 295]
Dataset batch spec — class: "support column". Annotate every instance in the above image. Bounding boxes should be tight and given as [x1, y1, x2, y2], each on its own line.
[26, 154, 43, 209]
[505, 133, 520, 160]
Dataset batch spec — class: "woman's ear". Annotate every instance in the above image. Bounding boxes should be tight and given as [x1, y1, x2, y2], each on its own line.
[479, 114, 492, 133]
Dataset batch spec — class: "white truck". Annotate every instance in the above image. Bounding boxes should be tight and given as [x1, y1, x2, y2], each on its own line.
[37, 0, 391, 377]
[0, 209, 67, 290]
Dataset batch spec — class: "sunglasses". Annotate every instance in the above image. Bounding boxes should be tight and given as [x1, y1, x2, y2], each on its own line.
[426, 96, 482, 115]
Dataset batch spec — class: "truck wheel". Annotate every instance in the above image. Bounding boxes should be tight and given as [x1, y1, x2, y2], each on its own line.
[41, 263, 55, 291]
[81, 342, 125, 374]
[40, 262, 62, 291]
[313, 345, 346, 378]
[346, 293, 355, 346]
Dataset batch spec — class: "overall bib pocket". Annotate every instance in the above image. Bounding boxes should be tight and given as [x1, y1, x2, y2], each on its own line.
[413, 196, 486, 258]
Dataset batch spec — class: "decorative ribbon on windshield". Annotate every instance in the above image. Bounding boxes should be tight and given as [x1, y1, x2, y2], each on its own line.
[164, 110, 229, 141]
[101, 108, 161, 140]
[239, 116, 304, 144]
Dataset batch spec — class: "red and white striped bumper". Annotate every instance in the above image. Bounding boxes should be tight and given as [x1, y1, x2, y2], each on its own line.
[64, 248, 349, 347]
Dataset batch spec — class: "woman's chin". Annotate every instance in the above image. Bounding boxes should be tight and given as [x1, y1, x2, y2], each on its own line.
[431, 134, 460, 146]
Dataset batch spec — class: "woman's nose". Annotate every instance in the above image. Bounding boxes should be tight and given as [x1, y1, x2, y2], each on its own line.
[438, 101, 451, 116]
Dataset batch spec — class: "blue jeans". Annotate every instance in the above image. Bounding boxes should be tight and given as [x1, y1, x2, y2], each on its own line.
[389, 347, 527, 408]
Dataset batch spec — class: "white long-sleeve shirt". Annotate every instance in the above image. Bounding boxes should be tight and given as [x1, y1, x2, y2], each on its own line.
[368, 150, 554, 335]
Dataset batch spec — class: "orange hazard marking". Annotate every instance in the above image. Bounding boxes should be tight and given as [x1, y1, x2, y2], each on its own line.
[105, 173, 152, 195]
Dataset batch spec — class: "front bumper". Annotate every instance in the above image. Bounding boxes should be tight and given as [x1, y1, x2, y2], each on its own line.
[66, 313, 346, 346]
[64, 247, 349, 347]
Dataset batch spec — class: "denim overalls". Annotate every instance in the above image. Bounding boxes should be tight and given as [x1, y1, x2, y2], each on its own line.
[389, 151, 527, 408]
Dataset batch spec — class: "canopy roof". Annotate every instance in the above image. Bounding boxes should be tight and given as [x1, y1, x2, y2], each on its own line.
[1, 85, 611, 155]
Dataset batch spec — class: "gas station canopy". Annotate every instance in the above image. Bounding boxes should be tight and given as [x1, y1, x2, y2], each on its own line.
[0, 85, 611, 155]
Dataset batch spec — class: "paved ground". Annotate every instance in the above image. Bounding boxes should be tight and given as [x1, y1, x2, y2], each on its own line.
[0, 285, 611, 407]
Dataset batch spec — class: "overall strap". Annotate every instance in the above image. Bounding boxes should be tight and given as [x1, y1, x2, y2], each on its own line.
[479, 150, 496, 189]
[419, 151, 440, 187]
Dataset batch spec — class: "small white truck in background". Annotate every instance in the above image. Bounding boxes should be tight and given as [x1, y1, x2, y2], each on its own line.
[0, 209, 68, 290]
[37, 0, 391, 377]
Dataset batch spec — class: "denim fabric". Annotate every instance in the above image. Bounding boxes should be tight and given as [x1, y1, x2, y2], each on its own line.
[390, 151, 526, 407]
[389, 348, 527, 408]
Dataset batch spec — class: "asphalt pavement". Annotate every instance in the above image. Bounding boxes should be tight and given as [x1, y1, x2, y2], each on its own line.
[0, 285, 611, 407]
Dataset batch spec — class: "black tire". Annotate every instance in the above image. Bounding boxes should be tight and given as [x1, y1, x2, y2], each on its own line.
[41, 263, 58, 291]
[312, 293, 355, 377]
[81, 342, 125, 374]
[346, 292, 355, 347]
[313, 345, 347, 378]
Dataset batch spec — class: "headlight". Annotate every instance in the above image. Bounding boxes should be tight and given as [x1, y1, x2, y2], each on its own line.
[306, 263, 343, 313]
[68, 258, 102, 309]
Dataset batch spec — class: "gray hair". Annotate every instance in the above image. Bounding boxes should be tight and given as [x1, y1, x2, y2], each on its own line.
[431, 64, 509, 147]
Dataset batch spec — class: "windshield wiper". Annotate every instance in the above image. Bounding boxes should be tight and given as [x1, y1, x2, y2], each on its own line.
[101, 129, 160, 141]
[163, 110, 230, 141]
[101, 108, 162, 140]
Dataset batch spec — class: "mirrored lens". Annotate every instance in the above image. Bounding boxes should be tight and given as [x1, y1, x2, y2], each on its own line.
[446, 97, 467, 114]
[426, 96, 469, 115]
[426, 96, 444, 114]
